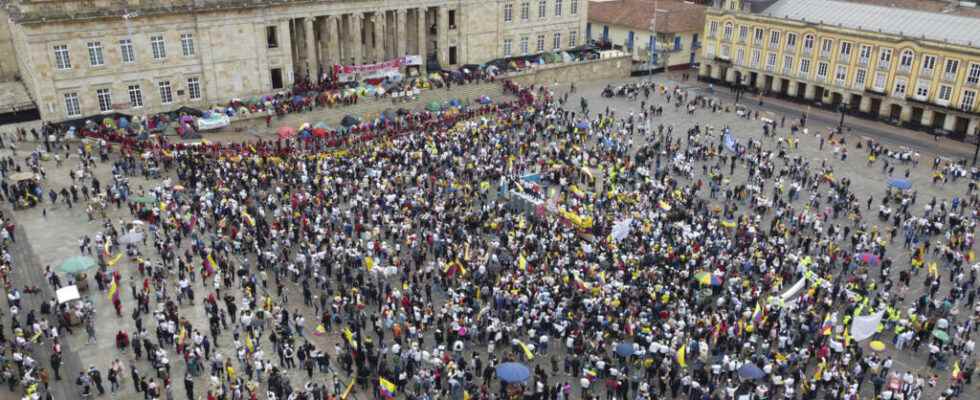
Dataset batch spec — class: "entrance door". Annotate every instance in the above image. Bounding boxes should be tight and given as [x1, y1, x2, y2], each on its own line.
[910, 107, 924, 126]
[270, 68, 284, 90]
[870, 98, 882, 117]
[749, 72, 758, 88]
[850, 94, 862, 112]
[889, 104, 902, 121]
[831, 92, 843, 107]
[780, 79, 789, 96]
[933, 112, 946, 129]
[764, 75, 773, 92]
[797, 83, 807, 99]
[814, 86, 825, 102]
[955, 116, 970, 136]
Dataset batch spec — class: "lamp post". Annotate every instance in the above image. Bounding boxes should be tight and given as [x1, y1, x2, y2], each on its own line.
[122, 10, 146, 132]
[838, 102, 848, 133]
[972, 126, 980, 165]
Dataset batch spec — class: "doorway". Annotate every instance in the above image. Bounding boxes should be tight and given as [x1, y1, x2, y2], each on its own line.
[910, 107, 924, 127]
[270, 68, 284, 90]
[797, 82, 807, 99]
[779, 79, 789, 96]
[955, 116, 970, 136]
[889, 104, 902, 121]
[870, 98, 882, 117]
[933, 112, 946, 129]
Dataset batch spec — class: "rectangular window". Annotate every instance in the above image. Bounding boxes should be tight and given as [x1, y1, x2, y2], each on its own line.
[521, 2, 530, 20]
[944, 59, 959, 75]
[571, 0, 579, 14]
[723, 24, 733, 41]
[878, 48, 892, 69]
[568, 30, 577, 47]
[738, 26, 748, 42]
[96, 88, 112, 112]
[839, 42, 851, 57]
[537, 34, 545, 52]
[967, 63, 980, 84]
[520, 36, 529, 54]
[854, 68, 866, 87]
[799, 58, 810, 75]
[835, 65, 847, 84]
[553, 32, 561, 50]
[786, 33, 796, 48]
[539, 0, 547, 18]
[921, 54, 936, 71]
[766, 52, 776, 71]
[503, 39, 512, 56]
[54, 45, 71, 70]
[893, 78, 907, 97]
[120, 39, 135, 63]
[821, 38, 832, 52]
[735, 48, 744, 65]
[721, 45, 730, 59]
[267, 26, 279, 48]
[817, 62, 828, 79]
[504, 4, 513, 22]
[938, 85, 953, 102]
[708, 21, 719, 38]
[187, 77, 202, 100]
[769, 31, 780, 48]
[158, 80, 173, 104]
[87, 41, 104, 67]
[180, 33, 195, 57]
[782, 55, 793, 74]
[754, 28, 763, 43]
[874, 72, 886, 90]
[151, 35, 166, 60]
[802, 35, 813, 52]
[962, 90, 976, 111]
[64, 92, 81, 117]
[915, 79, 929, 98]
[128, 84, 143, 108]
[554, 0, 562, 16]
[750, 49, 760, 67]
[858, 45, 871, 65]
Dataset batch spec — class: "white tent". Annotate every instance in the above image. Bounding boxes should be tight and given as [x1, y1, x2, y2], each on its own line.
[55, 285, 81, 304]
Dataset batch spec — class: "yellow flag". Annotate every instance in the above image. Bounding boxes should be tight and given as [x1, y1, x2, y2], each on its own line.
[365, 257, 374, 272]
[107, 253, 124, 267]
[518, 254, 527, 271]
[677, 344, 687, 368]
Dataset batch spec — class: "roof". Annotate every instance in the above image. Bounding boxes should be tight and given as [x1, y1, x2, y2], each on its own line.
[837, 0, 980, 18]
[0, 81, 35, 112]
[588, 0, 706, 33]
[761, 0, 980, 47]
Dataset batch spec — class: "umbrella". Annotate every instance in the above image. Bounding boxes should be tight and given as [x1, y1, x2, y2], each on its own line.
[119, 231, 144, 245]
[869, 340, 886, 352]
[312, 128, 329, 138]
[449, 99, 461, 107]
[738, 363, 765, 380]
[932, 329, 950, 343]
[615, 342, 637, 357]
[478, 95, 492, 104]
[131, 195, 157, 205]
[314, 121, 331, 130]
[887, 178, 912, 190]
[341, 115, 360, 128]
[277, 126, 296, 139]
[9, 172, 34, 182]
[495, 362, 530, 383]
[58, 256, 97, 274]
[858, 252, 880, 266]
[694, 272, 722, 286]
[291, 95, 304, 104]
[576, 120, 590, 129]
[426, 101, 443, 112]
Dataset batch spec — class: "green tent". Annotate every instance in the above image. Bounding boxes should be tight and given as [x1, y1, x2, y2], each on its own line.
[131, 195, 157, 205]
[59, 256, 97, 274]
[426, 101, 443, 112]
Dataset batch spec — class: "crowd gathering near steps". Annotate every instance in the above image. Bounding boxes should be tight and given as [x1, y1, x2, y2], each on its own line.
[0, 75, 977, 400]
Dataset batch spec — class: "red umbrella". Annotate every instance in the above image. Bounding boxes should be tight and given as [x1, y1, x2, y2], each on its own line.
[312, 128, 328, 138]
[276, 126, 296, 139]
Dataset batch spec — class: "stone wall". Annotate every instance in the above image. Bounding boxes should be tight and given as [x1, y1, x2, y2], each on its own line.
[0, 10, 20, 80]
[503, 56, 632, 86]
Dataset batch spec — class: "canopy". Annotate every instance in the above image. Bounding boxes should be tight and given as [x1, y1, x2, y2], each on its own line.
[738, 363, 765, 380]
[887, 178, 912, 190]
[495, 362, 530, 383]
[341, 115, 360, 128]
[312, 128, 329, 138]
[869, 340, 886, 352]
[426, 101, 443, 112]
[932, 329, 950, 342]
[277, 126, 296, 139]
[58, 256, 97, 274]
[55, 285, 81, 304]
[614, 342, 637, 357]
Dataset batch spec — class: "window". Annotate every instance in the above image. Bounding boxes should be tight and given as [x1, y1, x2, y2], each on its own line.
[816, 62, 828, 79]
[267, 26, 279, 48]
[854, 68, 866, 87]
[874, 72, 886, 90]
[539, 0, 547, 18]
[944, 59, 959, 80]
[54, 45, 71, 70]
[835, 65, 847, 84]
[766, 52, 776, 71]
[723, 23, 733, 41]
[120, 39, 135, 63]
[858, 45, 871, 64]
[571, 0, 579, 14]
[504, 4, 513, 22]
[893, 78, 906, 97]
[554, 0, 562, 16]
[820, 38, 832, 57]
[187, 77, 201, 100]
[721, 45, 730, 59]
[708, 21, 719, 37]
[769, 30, 780, 48]
[553, 32, 561, 50]
[520, 36, 529, 54]
[753, 28, 763, 43]
[839, 42, 851, 58]
[158, 80, 173, 104]
[968, 63, 980, 85]
[521, 2, 530, 20]
[180, 33, 195, 57]
[568, 30, 577, 47]
[151, 35, 166, 60]
[899, 49, 914, 69]
[799, 58, 810, 75]
[878, 48, 892, 68]
[921, 54, 936, 72]
[802, 34, 814, 52]
[915, 79, 929, 98]
[128, 85, 143, 108]
[938, 85, 953, 103]
[786, 33, 796, 48]
[738, 25, 748, 42]
[736, 48, 745, 65]
[86, 42, 104, 67]
[64, 92, 81, 117]
[537, 34, 545, 52]
[503, 39, 512, 56]
[96, 88, 112, 112]
[962, 90, 976, 111]
[750, 49, 760, 67]
[782, 55, 793, 74]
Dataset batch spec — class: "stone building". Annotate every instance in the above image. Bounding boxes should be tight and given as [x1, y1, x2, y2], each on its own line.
[0, 0, 586, 122]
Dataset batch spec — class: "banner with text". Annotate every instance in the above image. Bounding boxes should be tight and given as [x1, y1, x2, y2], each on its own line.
[334, 57, 405, 82]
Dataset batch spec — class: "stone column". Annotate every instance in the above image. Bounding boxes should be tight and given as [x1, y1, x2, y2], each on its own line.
[859, 96, 871, 113]
[325, 16, 339, 67]
[351, 13, 362, 65]
[804, 83, 816, 100]
[397, 9, 407, 57]
[879, 101, 892, 119]
[943, 114, 956, 131]
[921, 109, 934, 127]
[417, 8, 427, 63]
[304, 17, 317, 79]
[771, 78, 782, 93]
[787, 81, 799, 97]
[698, 63, 708, 78]
[374, 13, 385, 62]
[437, 6, 449, 65]
[317, 17, 329, 72]
[899, 105, 911, 123]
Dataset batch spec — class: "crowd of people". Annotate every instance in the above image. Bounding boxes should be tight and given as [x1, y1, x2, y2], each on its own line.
[0, 74, 976, 400]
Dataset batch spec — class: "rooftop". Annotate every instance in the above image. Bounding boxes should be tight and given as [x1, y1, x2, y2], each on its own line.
[0, 0, 313, 23]
[0, 81, 35, 112]
[589, 0, 707, 33]
[760, 0, 980, 47]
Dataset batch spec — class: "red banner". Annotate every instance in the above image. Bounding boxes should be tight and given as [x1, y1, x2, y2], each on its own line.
[333, 57, 404, 82]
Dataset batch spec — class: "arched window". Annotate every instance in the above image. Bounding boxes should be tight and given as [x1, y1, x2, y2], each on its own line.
[803, 34, 814, 52]
[900, 49, 915, 68]
[723, 22, 734, 41]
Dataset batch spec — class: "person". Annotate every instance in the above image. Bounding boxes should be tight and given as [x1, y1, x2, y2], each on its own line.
[88, 365, 105, 395]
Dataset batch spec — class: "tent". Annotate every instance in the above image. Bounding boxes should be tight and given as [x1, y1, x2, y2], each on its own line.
[56, 285, 81, 304]
[426, 101, 443, 112]
[277, 126, 296, 139]
[341, 115, 360, 128]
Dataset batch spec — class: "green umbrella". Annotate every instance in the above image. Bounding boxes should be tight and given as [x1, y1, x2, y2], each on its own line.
[131, 195, 157, 205]
[59, 256, 97, 274]
[932, 329, 950, 343]
[426, 101, 442, 112]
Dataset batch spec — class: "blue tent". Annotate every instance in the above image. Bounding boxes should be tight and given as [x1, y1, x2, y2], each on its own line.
[888, 178, 912, 190]
[496, 362, 530, 383]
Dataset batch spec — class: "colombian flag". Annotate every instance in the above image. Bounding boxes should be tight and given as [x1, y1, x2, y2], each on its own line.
[379, 377, 397, 398]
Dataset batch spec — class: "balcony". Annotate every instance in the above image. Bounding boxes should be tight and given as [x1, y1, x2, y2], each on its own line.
[920, 69, 934, 79]
[768, 43, 779, 50]
[819, 51, 831, 60]
[858, 58, 869, 67]
[877, 63, 891, 71]
[967, 78, 979, 87]
[943, 72, 958, 82]
[838, 54, 850, 64]
[897, 65, 911, 75]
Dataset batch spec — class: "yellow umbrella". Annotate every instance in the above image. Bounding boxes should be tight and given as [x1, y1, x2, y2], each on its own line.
[869, 340, 885, 352]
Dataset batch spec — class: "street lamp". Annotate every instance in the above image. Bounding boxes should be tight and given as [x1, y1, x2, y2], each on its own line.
[972, 126, 980, 165]
[837, 102, 848, 133]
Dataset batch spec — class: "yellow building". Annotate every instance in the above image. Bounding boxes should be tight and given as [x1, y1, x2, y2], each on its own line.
[588, 0, 706, 70]
[699, 0, 980, 137]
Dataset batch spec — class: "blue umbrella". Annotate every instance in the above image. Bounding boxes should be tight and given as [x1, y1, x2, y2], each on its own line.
[496, 362, 530, 383]
[888, 178, 912, 190]
[576, 121, 589, 130]
[738, 363, 765, 380]
[615, 342, 637, 357]
[449, 99, 462, 107]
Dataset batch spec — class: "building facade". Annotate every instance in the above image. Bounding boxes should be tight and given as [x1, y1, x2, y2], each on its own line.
[1, 0, 586, 122]
[699, 0, 980, 137]
[587, 0, 705, 70]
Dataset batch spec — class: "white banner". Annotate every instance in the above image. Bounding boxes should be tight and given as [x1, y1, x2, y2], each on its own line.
[403, 55, 423, 66]
[334, 57, 405, 82]
[850, 310, 885, 342]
